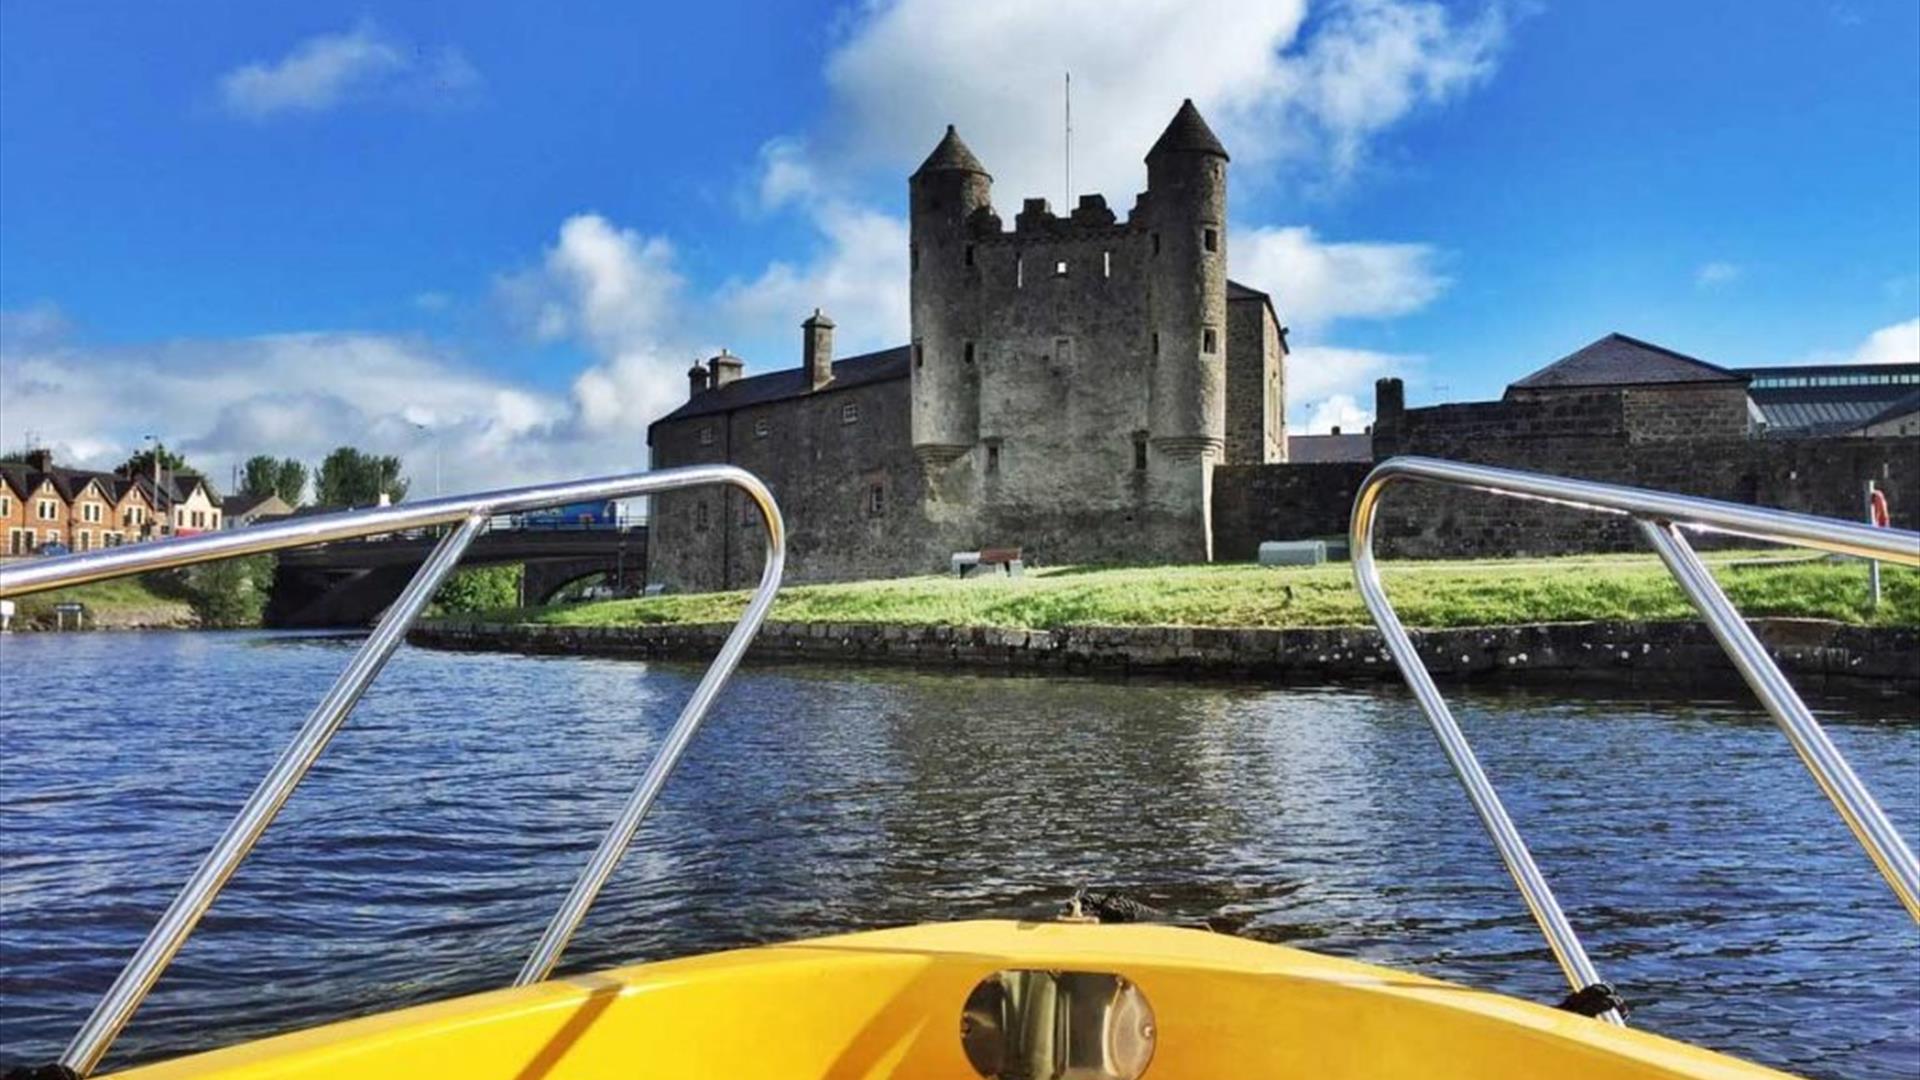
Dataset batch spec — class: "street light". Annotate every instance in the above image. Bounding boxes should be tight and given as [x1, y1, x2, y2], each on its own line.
[410, 421, 442, 497]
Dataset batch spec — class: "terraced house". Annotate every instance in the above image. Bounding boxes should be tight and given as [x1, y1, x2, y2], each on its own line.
[0, 449, 219, 555]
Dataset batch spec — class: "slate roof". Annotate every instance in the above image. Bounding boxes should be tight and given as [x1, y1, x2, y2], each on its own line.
[913, 126, 990, 178]
[222, 492, 281, 518]
[1735, 363, 1920, 435]
[651, 345, 912, 428]
[1510, 333, 1745, 390]
[1287, 432, 1373, 463]
[1147, 99, 1229, 160]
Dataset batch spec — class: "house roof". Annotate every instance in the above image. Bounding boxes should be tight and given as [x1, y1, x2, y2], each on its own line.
[1227, 279, 1283, 333]
[223, 492, 289, 517]
[651, 345, 912, 429]
[1510, 333, 1745, 391]
[1733, 363, 1920, 434]
[1147, 99, 1229, 161]
[1287, 432, 1374, 463]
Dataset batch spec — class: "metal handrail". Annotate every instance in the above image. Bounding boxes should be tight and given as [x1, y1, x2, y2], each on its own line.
[1351, 456, 1920, 1026]
[0, 465, 786, 1077]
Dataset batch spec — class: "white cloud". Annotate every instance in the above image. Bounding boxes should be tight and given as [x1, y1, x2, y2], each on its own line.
[717, 199, 910, 358]
[1234, 225, 1444, 331]
[1285, 343, 1419, 431]
[497, 214, 696, 434]
[1302, 393, 1375, 434]
[1840, 318, 1920, 366]
[0, 323, 614, 498]
[821, 0, 1505, 201]
[1694, 261, 1741, 287]
[219, 22, 477, 118]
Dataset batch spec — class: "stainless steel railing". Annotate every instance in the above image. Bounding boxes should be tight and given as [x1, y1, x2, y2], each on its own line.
[0, 465, 786, 1077]
[1350, 456, 1920, 1026]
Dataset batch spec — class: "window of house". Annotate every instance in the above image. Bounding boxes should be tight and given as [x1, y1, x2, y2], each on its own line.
[986, 443, 1001, 474]
[963, 341, 975, 365]
[699, 426, 715, 446]
[105, 533, 122, 547]
[841, 402, 861, 425]
[964, 244, 975, 267]
[1134, 434, 1149, 471]
[1203, 327, 1219, 354]
[753, 417, 771, 439]
[9, 529, 26, 554]
[0, 496, 10, 516]
[913, 341, 924, 369]
[1203, 227, 1219, 253]
[37, 499, 56, 520]
[867, 484, 885, 516]
[1054, 259, 1069, 277]
[44, 529, 59, 545]
[1102, 250, 1112, 278]
[78, 531, 91, 552]
[695, 502, 710, 530]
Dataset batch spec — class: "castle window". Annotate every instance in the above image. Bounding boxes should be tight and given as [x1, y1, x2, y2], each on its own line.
[1151, 332, 1160, 357]
[1054, 259, 1069, 277]
[1203, 227, 1219, 253]
[1152, 232, 1161, 256]
[1203, 327, 1219, 355]
[741, 502, 756, 526]
[1103, 250, 1112, 278]
[1015, 257, 1024, 289]
[753, 418, 770, 439]
[867, 484, 886, 516]
[841, 402, 861, 425]
[699, 426, 715, 446]
[695, 502, 709, 530]
[986, 443, 1001, 474]
[964, 341, 975, 365]
[1055, 338, 1071, 364]
[1134, 434, 1149, 471]
[913, 341, 924, 368]
[910, 243, 919, 271]
[964, 244, 975, 267]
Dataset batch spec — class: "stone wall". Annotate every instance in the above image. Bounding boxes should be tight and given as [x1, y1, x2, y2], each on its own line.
[1224, 294, 1283, 464]
[650, 376, 932, 590]
[1211, 462, 1372, 559]
[414, 617, 1919, 693]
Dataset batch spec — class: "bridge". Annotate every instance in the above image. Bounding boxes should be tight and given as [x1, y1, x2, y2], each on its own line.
[264, 522, 646, 628]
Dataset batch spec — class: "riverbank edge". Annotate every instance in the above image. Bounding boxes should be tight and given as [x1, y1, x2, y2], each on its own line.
[410, 617, 1919, 693]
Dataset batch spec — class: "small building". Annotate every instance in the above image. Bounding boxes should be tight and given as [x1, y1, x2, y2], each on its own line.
[222, 492, 294, 529]
[168, 474, 223, 535]
[1733, 363, 1920, 437]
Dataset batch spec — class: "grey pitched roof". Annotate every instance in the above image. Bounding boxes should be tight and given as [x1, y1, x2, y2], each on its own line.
[913, 125, 990, 178]
[1147, 99, 1229, 160]
[222, 492, 279, 517]
[1862, 388, 1920, 428]
[1287, 432, 1373, 463]
[650, 345, 912, 429]
[1510, 333, 1744, 390]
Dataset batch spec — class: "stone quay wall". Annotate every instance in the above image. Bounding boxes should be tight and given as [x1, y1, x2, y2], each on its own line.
[413, 618, 1918, 694]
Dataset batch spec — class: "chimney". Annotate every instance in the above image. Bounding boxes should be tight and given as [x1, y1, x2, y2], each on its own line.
[1330, 426, 1341, 436]
[25, 448, 53, 472]
[803, 308, 835, 391]
[1373, 377, 1406, 458]
[707, 349, 744, 389]
[688, 360, 710, 398]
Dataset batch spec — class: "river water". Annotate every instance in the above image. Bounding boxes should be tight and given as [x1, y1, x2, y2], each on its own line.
[0, 630, 1915, 1077]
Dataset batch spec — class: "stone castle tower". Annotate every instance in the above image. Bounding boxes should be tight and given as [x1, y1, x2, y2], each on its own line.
[907, 99, 1265, 564]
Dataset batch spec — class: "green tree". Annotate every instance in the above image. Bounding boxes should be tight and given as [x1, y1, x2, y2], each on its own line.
[430, 564, 524, 615]
[315, 446, 409, 507]
[175, 554, 275, 628]
[242, 455, 308, 506]
[120, 444, 190, 477]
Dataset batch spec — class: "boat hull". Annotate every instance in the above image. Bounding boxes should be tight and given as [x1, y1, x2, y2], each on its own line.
[111, 920, 1794, 1079]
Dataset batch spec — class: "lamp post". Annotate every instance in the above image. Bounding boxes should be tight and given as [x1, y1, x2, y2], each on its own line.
[411, 421, 442, 497]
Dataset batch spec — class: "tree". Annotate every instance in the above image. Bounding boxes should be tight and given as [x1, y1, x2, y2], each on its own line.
[242, 455, 308, 506]
[315, 446, 409, 507]
[120, 444, 190, 477]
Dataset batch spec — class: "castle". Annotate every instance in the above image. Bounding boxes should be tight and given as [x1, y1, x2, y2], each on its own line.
[648, 101, 1288, 589]
[648, 102, 1918, 590]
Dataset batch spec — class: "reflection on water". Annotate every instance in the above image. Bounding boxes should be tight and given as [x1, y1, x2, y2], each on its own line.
[1, 630, 1915, 1077]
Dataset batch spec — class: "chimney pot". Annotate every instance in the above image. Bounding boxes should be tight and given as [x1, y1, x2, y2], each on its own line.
[803, 309, 836, 391]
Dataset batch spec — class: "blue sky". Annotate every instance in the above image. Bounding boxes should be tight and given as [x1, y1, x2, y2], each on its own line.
[2, 0, 1916, 491]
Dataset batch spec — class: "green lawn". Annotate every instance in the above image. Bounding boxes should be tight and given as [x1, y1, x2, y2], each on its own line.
[446, 551, 1918, 632]
[7, 575, 194, 630]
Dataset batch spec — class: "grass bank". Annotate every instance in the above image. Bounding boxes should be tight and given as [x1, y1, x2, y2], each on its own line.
[6, 576, 195, 630]
[453, 551, 1918, 632]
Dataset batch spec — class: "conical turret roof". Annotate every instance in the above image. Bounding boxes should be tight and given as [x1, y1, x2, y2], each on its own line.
[913, 125, 990, 178]
[1147, 99, 1229, 161]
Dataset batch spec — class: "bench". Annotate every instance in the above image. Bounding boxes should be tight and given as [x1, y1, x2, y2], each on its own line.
[951, 547, 1025, 578]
